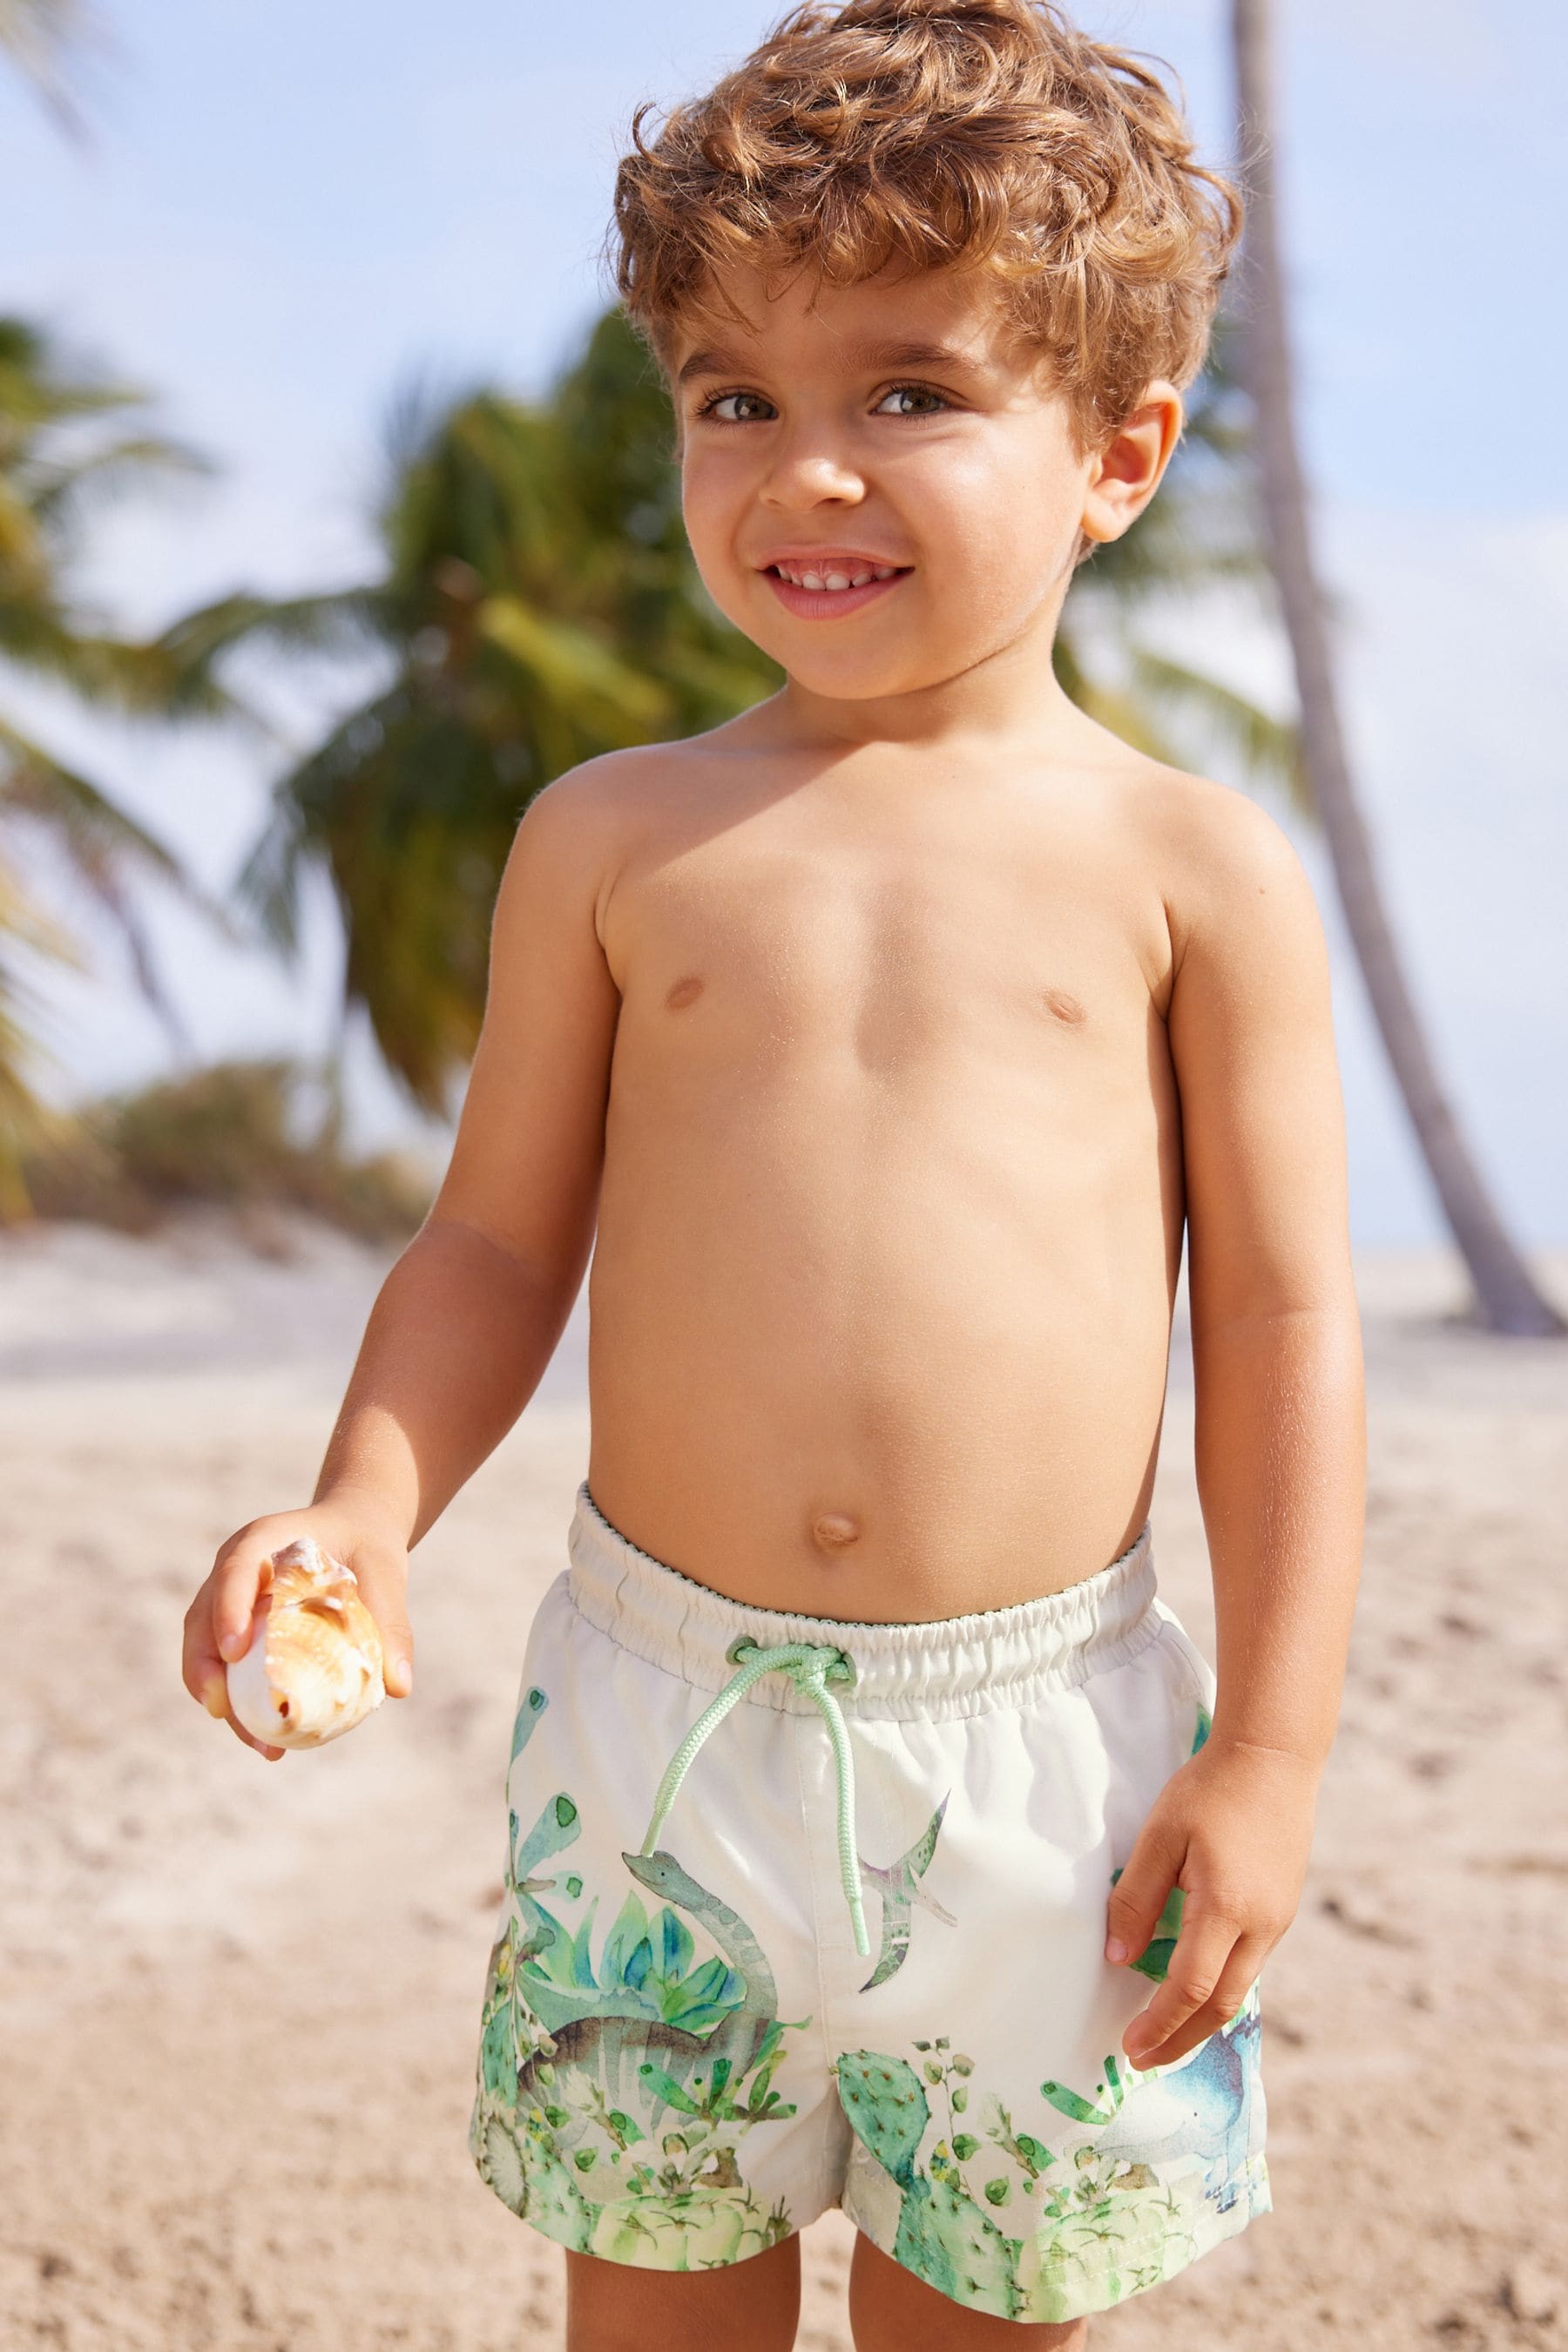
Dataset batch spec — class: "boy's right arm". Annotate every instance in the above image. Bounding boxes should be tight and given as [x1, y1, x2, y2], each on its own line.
[181, 768, 625, 1752]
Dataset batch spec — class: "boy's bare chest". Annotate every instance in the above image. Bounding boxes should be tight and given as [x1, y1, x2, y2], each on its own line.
[604, 816, 1167, 1091]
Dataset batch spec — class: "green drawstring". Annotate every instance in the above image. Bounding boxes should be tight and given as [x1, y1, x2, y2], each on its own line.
[637, 1639, 870, 1959]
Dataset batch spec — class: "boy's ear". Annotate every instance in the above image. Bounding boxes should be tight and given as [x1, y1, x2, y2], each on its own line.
[1080, 381, 1184, 546]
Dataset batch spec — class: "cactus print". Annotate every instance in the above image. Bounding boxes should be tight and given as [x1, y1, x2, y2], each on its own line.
[828, 1692, 1269, 2322]
[468, 1684, 803, 2268]
[838, 1993, 1268, 2325]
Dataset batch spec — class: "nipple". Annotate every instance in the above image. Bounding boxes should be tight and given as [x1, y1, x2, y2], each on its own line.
[811, 1511, 861, 1554]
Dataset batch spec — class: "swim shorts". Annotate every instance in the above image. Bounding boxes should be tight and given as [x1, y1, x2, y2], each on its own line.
[468, 1483, 1270, 2325]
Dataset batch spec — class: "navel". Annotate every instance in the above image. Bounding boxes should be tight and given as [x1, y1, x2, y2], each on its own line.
[811, 1511, 861, 1553]
[1042, 987, 1086, 1026]
[665, 974, 705, 1011]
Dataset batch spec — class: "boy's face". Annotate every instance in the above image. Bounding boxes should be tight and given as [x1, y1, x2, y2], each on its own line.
[669, 262, 1175, 711]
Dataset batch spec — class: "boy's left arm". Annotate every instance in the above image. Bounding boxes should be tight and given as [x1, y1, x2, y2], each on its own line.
[1105, 789, 1366, 2068]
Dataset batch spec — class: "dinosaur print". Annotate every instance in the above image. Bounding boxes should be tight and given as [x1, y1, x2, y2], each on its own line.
[469, 1680, 806, 2267]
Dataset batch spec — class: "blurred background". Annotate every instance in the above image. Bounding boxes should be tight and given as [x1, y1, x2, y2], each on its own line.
[3, 6, 1565, 2350]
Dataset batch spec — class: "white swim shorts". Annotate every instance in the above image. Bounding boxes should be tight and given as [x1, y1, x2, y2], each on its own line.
[468, 1483, 1270, 2326]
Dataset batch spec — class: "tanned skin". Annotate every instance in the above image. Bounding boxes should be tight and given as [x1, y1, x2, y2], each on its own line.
[183, 261, 1364, 2351]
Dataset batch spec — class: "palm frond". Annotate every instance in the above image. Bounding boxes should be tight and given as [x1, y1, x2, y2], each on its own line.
[477, 596, 671, 736]
[1, 713, 247, 958]
[1122, 646, 1308, 814]
[28, 430, 213, 529]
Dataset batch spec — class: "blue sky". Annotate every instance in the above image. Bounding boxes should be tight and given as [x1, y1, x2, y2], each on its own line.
[2, 0, 1565, 1246]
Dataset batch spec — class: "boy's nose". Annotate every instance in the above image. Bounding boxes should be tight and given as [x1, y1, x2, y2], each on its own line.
[760, 445, 867, 510]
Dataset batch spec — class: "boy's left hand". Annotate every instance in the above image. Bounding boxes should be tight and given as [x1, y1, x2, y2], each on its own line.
[1104, 1736, 1321, 2070]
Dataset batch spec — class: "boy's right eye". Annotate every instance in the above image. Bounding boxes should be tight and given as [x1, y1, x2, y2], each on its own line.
[695, 389, 778, 423]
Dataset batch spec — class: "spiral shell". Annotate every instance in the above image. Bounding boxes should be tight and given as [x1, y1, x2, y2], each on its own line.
[226, 1536, 386, 1750]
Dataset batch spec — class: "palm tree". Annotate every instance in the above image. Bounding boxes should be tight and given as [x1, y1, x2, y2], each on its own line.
[1231, 0, 1562, 1335]
[0, 316, 244, 1217]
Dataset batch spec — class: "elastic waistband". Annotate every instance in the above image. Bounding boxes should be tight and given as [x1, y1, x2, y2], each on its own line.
[565, 1484, 1161, 1722]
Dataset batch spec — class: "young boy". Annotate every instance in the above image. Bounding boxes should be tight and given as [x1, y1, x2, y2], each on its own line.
[184, 0, 1364, 2342]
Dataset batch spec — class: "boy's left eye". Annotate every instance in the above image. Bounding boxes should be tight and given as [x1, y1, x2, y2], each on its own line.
[875, 384, 948, 417]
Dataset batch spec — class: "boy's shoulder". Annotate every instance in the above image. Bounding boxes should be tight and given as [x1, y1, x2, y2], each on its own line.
[503, 729, 754, 963]
[1105, 736, 1292, 856]
[515, 739, 681, 832]
[1100, 747, 1327, 1012]
[1112, 747, 1315, 923]
[1077, 735, 1324, 1001]
[507, 714, 773, 886]
[504, 739, 690, 895]
[515, 723, 746, 841]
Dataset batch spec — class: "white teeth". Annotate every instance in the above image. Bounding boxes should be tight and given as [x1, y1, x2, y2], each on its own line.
[773, 560, 901, 591]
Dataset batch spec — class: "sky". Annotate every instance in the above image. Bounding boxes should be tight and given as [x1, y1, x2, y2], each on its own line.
[2, 0, 1565, 1248]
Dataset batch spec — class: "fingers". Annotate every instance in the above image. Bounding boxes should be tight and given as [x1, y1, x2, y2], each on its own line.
[1105, 1818, 1181, 1970]
[1122, 1916, 1265, 2070]
[181, 1616, 285, 1761]
[213, 1545, 274, 1664]
[182, 1533, 285, 1760]
[181, 1544, 270, 1698]
[345, 1551, 416, 1698]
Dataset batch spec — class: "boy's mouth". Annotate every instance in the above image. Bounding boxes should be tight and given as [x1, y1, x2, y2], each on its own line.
[756, 551, 912, 619]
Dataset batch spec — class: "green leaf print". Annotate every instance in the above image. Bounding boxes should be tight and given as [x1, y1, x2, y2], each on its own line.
[598, 1893, 652, 1988]
[513, 1792, 580, 1884]
[509, 1685, 548, 1765]
[659, 1906, 695, 1980]
[622, 1936, 653, 1991]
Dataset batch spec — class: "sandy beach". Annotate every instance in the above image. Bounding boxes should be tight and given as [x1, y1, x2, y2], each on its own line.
[2, 1210, 1565, 2351]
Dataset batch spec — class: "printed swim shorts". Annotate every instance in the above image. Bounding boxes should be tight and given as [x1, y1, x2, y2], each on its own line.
[468, 1483, 1269, 2326]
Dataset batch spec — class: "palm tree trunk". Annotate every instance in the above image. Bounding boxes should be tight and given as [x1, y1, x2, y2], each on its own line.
[1230, 0, 1563, 1337]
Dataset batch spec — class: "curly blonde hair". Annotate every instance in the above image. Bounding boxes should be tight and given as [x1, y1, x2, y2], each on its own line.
[611, 0, 1241, 449]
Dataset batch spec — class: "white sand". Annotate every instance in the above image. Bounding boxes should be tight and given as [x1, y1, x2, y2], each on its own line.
[2, 1211, 1565, 2349]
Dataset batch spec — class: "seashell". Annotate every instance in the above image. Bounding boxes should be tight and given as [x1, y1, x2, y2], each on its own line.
[226, 1536, 386, 1750]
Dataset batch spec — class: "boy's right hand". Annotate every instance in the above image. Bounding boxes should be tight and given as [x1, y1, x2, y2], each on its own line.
[181, 1499, 415, 1761]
